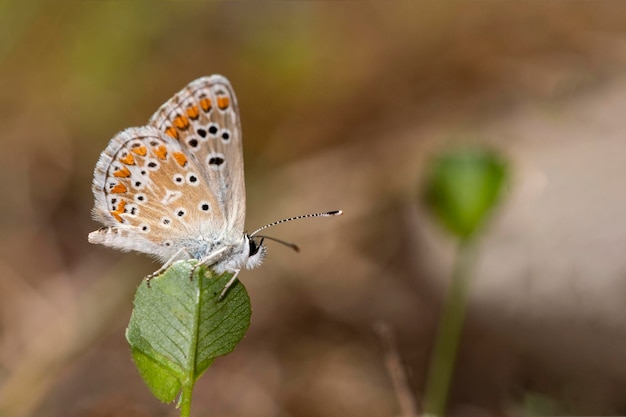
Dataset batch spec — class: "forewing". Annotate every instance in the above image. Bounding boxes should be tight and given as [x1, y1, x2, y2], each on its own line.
[149, 75, 246, 236]
[89, 126, 224, 261]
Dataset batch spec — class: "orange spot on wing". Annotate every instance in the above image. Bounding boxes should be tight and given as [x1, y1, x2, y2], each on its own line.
[111, 211, 123, 222]
[172, 151, 188, 167]
[113, 166, 131, 178]
[173, 115, 189, 130]
[186, 105, 199, 120]
[119, 153, 135, 165]
[200, 97, 212, 112]
[153, 145, 168, 160]
[111, 183, 127, 194]
[165, 126, 179, 139]
[132, 145, 147, 156]
[217, 96, 230, 110]
[110, 200, 127, 222]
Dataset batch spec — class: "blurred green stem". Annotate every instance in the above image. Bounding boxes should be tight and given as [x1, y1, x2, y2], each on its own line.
[422, 238, 476, 417]
[179, 383, 193, 417]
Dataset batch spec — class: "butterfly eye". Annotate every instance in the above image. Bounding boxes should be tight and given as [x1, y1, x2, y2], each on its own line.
[161, 217, 172, 227]
[220, 129, 230, 143]
[140, 224, 150, 232]
[198, 201, 211, 212]
[175, 208, 187, 218]
[196, 128, 207, 138]
[248, 238, 260, 256]
[135, 193, 146, 203]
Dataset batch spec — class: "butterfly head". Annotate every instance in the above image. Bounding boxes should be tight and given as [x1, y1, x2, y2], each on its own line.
[245, 234, 267, 270]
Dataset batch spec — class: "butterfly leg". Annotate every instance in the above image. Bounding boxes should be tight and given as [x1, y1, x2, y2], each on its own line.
[145, 247, 191, 287]
[189, 247, 229, 280]
[188, 248, 239, 300]
[218, 269, 241, 301]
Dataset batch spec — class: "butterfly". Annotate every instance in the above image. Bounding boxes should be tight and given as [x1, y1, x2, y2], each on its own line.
[88, 75, 342, 299]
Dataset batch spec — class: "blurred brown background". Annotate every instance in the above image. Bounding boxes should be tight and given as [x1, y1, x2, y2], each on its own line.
[2, 2, 626, 416]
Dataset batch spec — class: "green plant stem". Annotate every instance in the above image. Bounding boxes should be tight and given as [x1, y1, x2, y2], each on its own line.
[422, 238, 476, 417]
[180, 267, 202, 417]
[179, 382, 194, 417]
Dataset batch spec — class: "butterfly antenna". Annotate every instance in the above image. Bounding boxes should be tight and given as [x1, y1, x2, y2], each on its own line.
[249, 210, 343, 237]
[254, 235, 300, 252]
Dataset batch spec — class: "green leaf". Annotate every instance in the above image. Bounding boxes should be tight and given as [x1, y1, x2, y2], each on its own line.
[126, 260, 251, 406]
[424, 147, 508, 239]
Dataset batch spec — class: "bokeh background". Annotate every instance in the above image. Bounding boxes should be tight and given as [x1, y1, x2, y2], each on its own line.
[2, 2, 626, 416]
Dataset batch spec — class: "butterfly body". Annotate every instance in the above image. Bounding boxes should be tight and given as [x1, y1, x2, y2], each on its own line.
[89, 75, 340, 296]
[89, 75, 263, 278]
